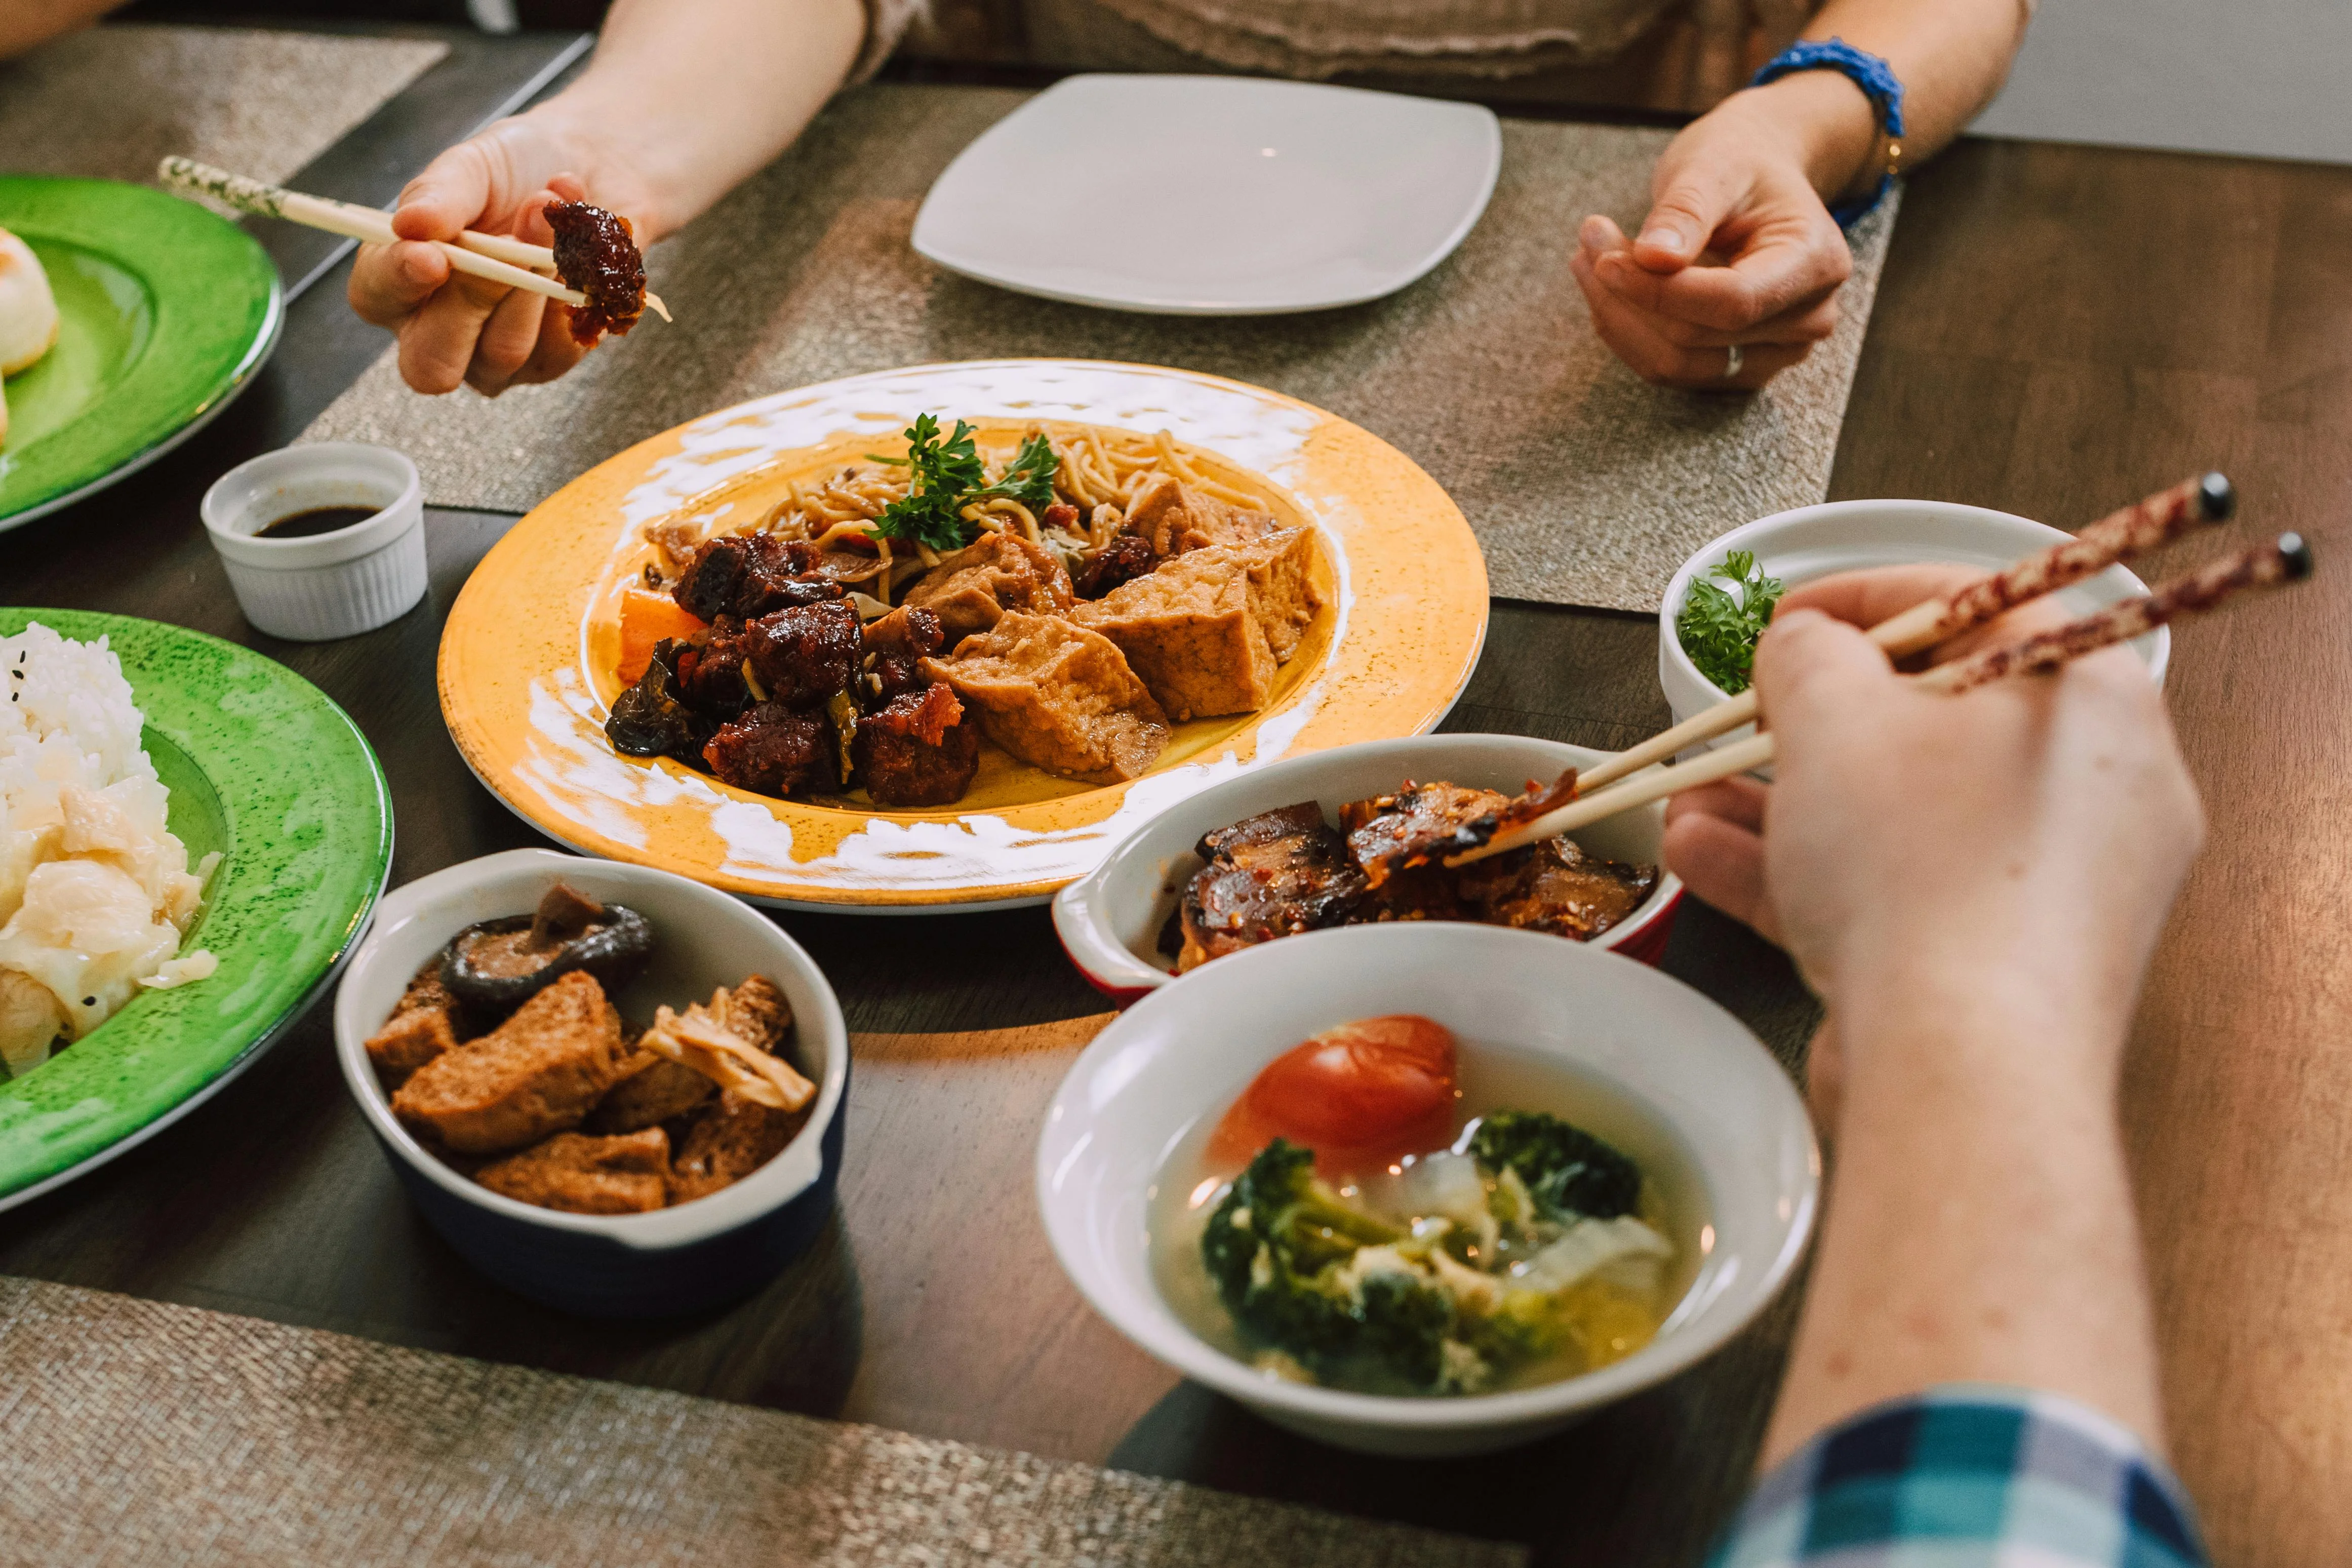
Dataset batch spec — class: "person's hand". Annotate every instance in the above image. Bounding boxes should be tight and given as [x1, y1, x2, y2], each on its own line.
[348, 113, 659, 396]
[1570, 89, 1855, 391]
[1665, 566, 2204, 1094]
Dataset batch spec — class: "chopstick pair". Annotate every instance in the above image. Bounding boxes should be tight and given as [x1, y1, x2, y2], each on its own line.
[1451, 475, 2312, 865]
[156, 157, 671, 321]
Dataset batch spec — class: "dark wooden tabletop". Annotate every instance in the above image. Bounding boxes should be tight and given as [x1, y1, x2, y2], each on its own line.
[4, 30, 2348, 1568]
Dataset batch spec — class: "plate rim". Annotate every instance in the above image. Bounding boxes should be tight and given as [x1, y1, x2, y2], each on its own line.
[911, 74, 1503, 315]
[0, 608, 395, 1201]
[0, 174, 284, 530]
[436, 357, 1490, 911]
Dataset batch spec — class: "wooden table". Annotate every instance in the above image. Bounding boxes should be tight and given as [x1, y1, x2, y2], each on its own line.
[4, 33, 2348, 1568]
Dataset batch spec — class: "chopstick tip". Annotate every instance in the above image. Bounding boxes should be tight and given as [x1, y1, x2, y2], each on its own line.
[2197, 472, 2237, 521]
[2279, 532, 2314, 581]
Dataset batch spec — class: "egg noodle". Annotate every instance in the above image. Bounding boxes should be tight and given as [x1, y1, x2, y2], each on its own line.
[655, 424, 1272, 607]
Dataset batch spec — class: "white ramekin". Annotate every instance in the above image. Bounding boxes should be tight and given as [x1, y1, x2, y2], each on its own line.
[201, 443, 427, 641]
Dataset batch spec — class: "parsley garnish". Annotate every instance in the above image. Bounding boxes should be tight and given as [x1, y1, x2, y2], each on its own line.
[1676, 549, 1784, 695]
[867, 419, 1060, 553]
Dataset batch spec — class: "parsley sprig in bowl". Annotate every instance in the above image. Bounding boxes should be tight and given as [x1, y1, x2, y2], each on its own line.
[1673, 550, 1783, 697]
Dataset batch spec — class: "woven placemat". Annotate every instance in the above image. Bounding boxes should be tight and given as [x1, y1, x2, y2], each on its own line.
[0, 23, 448, 191]
[0, 1276, 1523, 1567]
[302, 81, 1894, 613]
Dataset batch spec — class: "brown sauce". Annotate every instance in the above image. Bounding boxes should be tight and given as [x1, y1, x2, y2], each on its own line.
[258, 505, 378, 539]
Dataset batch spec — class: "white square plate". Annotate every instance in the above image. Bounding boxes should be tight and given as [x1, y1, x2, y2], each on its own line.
[912, 75, 1502, 315]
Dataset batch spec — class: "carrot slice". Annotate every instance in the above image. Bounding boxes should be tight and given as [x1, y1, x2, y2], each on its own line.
[617, 589, 706, 685]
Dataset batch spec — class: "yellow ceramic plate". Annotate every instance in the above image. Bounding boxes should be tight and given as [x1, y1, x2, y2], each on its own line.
[438, 360, 1488, 910]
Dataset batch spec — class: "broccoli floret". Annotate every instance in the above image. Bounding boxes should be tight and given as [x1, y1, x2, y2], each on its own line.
[1468, 1111, 1641, 1221]
[1206, 1140, 1476, 1391]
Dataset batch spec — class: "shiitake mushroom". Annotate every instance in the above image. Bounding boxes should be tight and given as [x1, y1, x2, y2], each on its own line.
[440, 882, 656, 1017]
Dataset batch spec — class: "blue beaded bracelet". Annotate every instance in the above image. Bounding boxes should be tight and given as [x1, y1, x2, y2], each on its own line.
[1751, 37, 1906, 228]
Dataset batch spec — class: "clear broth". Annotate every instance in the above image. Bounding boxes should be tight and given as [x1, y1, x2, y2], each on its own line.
[1150, 1037, 1710, 1397]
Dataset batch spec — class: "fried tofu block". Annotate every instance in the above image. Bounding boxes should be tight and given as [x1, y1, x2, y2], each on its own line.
[587, 1054, 715, 1134]
[922, 612, 1170, 783]
[1123, 473, 1278, 559]
[476, 1128, 671, 1215]
[670, 1089, 806, 1204]
[390, 971, 629, 1154]
[902, 531, 1076, 647]
[711, 974, 791, 1054]
[367, 1007, 459, 1090]
[366, 959, 466, 1088]
[1070, 531, 1320, 721]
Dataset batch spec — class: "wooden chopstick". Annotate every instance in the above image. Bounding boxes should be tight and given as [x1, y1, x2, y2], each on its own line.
[1450, 532, 2311, 860]
[1574, 473, 2240, 796]
[157, 157, 671, 322]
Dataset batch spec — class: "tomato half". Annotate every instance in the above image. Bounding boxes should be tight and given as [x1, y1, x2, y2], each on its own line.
[1209, 1015, 1460, 1175]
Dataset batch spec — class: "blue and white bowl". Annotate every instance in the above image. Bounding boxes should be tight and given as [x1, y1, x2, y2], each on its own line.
[333, 849, 849, 1317]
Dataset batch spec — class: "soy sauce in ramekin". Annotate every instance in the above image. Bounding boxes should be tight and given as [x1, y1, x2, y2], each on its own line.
[257, 505, 378, 539]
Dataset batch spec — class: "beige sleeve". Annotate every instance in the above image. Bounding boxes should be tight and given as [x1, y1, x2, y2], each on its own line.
[848, 0, 927, 83]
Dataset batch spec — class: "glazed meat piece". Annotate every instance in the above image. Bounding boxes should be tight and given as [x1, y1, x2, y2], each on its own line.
[1454, 837, 1660, 941]
[476, 1128, 670, 1214]
[1342, 781, 1514, 888]
[901, 531, 1077, 647]
[742, 600, 861, 709]
[861, 605, 946, 706]
[670, 1088, 807, 1204]
[1074, 532, 1157, 600]
[675, 619, 750, 714]
[702, 703, 836, 797]
[390, 971, 630, 1154]
[543, 200, 646, 345]
[1177, 802, 1367, 972]
[923, 612, 1170, 784]
[670, 534, 841, 624]
[1123, 473, 1278, 559]
[854, 683, 981, 807]
[1071, 531, 1320, 721]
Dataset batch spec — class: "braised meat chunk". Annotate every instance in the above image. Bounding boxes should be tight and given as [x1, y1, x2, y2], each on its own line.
[742, 599, 861, 708]
[671, 534, 840, 624]
[1342, 781, 1512, 888]
[1071, 530, 1320, 721]
[389, 971, 630, 1154]
[901, 531, 1077, 648]
[543, 200, 646, 345]
[854, 684, 981, 807]
[923, 612, 1169, 784]
[703, 703, 836, 797]
[675, 619, 750, 714]
[1177, 802, 1367, 972]
[476, 1128, 670, 1215]
[1453, 837, 1660, 941]
[861, 605, 947, 706]
[1074, 531, 1156, 600]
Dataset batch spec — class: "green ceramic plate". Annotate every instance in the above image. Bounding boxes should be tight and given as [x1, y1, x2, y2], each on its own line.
[0, 177, 281, 529]
[0, 610, 391, 1208]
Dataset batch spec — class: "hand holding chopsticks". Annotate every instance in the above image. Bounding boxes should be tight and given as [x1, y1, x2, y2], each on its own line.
[155, 157, 671, 322]
[1453, 494, 2312, 866]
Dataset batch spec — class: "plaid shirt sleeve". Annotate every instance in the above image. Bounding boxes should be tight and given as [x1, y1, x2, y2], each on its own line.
[1708, 1384, 2209, 1567]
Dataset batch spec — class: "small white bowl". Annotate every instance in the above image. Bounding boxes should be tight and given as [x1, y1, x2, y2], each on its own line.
[1052, 733, 1683, 1003]
[202, 442, 427, 641]
[1037, 921, 1818, 1456]
[333, 849, 850, 1317]
[1659, 500, 2170, 756]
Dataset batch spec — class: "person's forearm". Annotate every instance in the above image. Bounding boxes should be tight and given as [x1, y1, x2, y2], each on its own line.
[1720, 0, 2032, 208]
[527, 0, 865, 238]
[1760, 970, 2166, 1469]
[0, 0, 122, 58]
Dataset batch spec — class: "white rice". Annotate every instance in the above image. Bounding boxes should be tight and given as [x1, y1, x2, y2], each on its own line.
[0, 622, 216, 1078]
